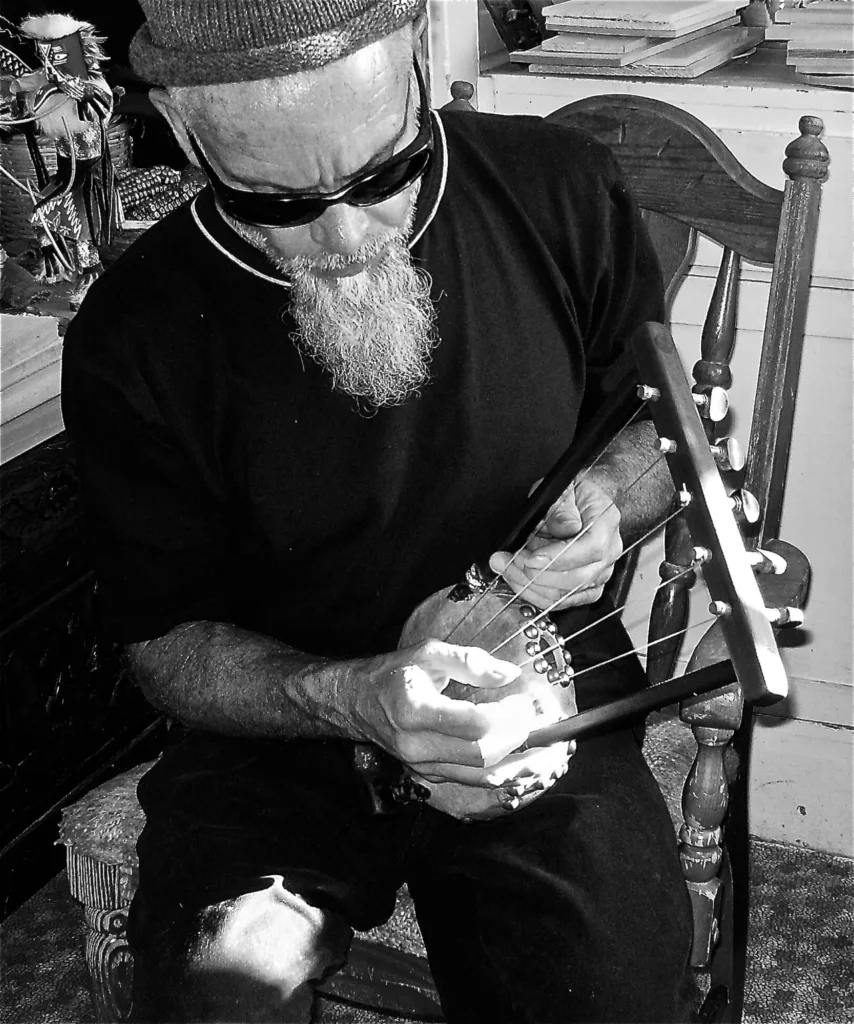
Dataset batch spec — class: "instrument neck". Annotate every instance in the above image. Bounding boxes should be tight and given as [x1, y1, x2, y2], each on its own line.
[494, 375, 643, 556]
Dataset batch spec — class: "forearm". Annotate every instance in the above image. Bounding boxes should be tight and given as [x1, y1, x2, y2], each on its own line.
[583, 420, 673, 543]
[124, 620, 362, 741]
[124, 619, 539, 783]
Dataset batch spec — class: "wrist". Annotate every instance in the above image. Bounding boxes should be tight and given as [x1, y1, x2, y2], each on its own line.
[315, 655, 379, 743]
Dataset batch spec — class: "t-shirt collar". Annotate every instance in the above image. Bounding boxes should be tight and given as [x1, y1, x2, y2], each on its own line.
[190, 111, 448, 289]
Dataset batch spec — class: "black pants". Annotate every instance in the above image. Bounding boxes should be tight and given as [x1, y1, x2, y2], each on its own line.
[128, 720, 693, 1023]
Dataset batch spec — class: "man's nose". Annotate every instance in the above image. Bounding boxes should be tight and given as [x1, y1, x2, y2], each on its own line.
[311, 203, 371, 256]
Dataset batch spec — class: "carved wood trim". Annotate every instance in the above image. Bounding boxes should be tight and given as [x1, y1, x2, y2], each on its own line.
[83, 907, 134, 1022]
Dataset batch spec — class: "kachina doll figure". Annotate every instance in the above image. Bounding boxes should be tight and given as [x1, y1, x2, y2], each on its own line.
[9, 15, 118, 305]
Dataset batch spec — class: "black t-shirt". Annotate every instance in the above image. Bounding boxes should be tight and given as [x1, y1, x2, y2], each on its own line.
[62, 108, 664, 702]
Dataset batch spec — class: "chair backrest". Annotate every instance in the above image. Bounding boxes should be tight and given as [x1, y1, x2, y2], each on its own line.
[546, 94, 827, 679]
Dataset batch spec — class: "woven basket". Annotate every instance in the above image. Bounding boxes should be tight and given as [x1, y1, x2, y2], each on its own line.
[0, 119, 132, 246]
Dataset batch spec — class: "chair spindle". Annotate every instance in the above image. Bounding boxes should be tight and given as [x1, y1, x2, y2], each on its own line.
[647, 243, 741, 687]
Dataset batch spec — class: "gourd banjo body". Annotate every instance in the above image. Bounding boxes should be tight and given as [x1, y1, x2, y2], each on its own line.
[397, 569, 576, 820]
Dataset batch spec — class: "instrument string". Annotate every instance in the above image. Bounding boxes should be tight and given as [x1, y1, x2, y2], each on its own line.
[453, 451, 668, 651]
[551, 559, 698, 650]
[485, 477, 678, 655]
[442, 401, 650, 645]
[516, 615, 717, 678]
[444, 514, 597, 646]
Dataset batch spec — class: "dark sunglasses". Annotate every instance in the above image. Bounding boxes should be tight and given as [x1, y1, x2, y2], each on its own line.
[188, 61, 434, 229]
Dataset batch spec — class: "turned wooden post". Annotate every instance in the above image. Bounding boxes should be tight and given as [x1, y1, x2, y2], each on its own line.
[743, 116, 828, 548]
[646, 228, 743, 967]
[647, 245, 740, 686]
[693, 244, 740, 444]
[679, 672, 743, 967]
[668, 251, 749, 971]
[647, 512, 696, 685]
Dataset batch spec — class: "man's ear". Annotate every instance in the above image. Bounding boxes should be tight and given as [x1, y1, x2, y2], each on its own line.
[148, 87, 199, 167]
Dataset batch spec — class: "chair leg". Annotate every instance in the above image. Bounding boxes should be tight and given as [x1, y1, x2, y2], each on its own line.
[83, 906, 134, 1022]
[679, 723, 733, 967]
[701, 716, 753, 1024]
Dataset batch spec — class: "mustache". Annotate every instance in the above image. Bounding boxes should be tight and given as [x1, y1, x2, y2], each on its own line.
[281, 234, 394, 275]
[225, 176, 422, 279]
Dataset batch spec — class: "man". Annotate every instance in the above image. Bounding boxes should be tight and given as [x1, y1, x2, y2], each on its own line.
[62, 1, 694, 1020]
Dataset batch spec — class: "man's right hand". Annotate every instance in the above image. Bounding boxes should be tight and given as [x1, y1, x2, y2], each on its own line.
[124, 620, 569, 785]
[348, 639, 558, 787]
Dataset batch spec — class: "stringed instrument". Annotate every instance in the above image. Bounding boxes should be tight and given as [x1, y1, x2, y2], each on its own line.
[355, 321, 806, 821]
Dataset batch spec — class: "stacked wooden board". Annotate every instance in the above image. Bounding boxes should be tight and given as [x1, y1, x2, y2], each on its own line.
[766, 0, 853, 88]
[511, 1, 759, 79]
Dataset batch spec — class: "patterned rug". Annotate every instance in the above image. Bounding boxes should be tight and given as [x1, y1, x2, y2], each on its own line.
[1, 841, 851, 1024]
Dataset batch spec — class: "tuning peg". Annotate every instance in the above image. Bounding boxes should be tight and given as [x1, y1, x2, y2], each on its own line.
[709, 600, 731, 617]
[658, 437, 678, 454]
[766, 606, 805, 627]
[746, 548, 788, 575]
[637, 384, 660, 401]
[710, 437, 745, 472]
[729, 488, 761, 524]
[693, 387, 729, 422]
[692, 546, 712, 564]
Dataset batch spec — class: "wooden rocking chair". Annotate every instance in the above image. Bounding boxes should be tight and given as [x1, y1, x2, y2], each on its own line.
[58, 92, 827, 1024]
[541, 93, 827, 1022]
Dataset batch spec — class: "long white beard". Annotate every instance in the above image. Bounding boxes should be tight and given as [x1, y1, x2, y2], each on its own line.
[229, 197, 437, 408]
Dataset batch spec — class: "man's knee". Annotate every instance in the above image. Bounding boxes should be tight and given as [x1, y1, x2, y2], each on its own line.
[130, 877, 351, 1023]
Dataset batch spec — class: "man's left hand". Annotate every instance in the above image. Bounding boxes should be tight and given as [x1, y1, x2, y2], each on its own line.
[488, 476, 622, 610]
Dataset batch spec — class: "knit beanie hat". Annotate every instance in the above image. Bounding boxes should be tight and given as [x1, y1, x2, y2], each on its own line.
[130, 0, 427, 86]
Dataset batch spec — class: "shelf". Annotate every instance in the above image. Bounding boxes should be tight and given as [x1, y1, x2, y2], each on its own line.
[483, 46, 854, 117]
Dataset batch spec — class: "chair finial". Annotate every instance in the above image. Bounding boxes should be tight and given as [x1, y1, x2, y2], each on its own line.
[783, 116, 829, 182]
[443, 80, 476, 113]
